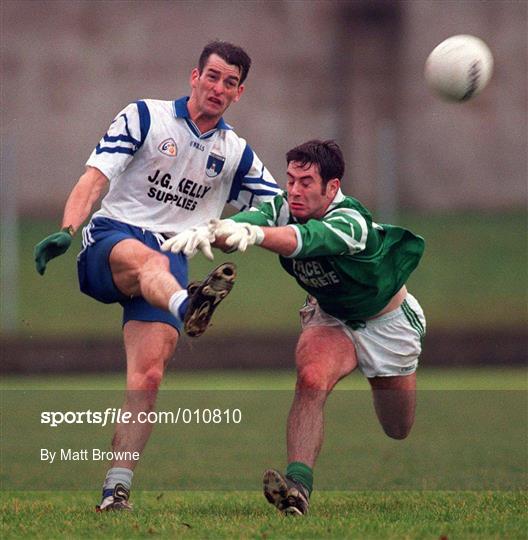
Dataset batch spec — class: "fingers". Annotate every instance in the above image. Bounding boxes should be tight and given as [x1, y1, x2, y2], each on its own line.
[187, 239, 214, 260]
[200, 241, 215, 261]
[224, 230, 249, 252]
[164, 236, 187, 254]
[161, 231, 197, 254]
[161, 235, 182, 252]
[237, 232, 249, 252]
[34, 234, 71, 275]
[208, 218, 222, 232]
[34, 243, 46, 275]
[162, 223, 255, 259]
[183, 233, 207, 259]
[224, 230, 241, 248]
[210, 219, 238, 237]
[35, 256, 46, 276]
[162, 229, 214, 259]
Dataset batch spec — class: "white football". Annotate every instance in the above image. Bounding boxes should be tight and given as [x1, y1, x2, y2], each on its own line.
[424, 35, 494, 102]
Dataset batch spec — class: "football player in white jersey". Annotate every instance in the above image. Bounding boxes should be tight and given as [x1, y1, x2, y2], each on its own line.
[34, 41, 280, 511]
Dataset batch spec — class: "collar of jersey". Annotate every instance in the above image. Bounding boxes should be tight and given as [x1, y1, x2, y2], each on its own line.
[173, 96, 232, 139]
[326, 189, 346, 212]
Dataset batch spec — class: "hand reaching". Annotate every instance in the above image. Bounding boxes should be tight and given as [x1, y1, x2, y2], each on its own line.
[161, 225, 215, 260]
[209, 219, 264, 253]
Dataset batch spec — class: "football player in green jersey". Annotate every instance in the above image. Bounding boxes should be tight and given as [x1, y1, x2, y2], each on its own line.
[163, 139, 426, 516]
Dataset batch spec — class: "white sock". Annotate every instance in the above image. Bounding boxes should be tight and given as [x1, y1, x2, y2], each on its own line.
[103, 467, 133, 491]
[168, 289, 189, 322]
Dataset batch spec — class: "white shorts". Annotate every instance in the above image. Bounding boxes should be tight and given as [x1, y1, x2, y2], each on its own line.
[299, 294, 426, 378]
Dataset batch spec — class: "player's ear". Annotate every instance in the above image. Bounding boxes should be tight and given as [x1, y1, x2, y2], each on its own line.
[327, 179, 340, 198]
[233, 84, 245, 103]
[190, 68, 200, 88]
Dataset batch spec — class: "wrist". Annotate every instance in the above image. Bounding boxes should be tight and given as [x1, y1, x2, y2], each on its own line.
[61, 225, 75, 237]
[252, 225, 265, 245]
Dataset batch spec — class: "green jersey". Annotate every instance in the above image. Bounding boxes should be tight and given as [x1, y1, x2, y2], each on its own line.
[231, 190, 425, 324]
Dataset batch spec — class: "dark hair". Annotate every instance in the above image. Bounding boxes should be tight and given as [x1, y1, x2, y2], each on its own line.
[286, 139, 345, 184]
[198, 41, 252, 84]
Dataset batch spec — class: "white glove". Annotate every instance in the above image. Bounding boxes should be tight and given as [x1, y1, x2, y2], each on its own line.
[209, 219, 264, 253]
[161, 225, 215, 260]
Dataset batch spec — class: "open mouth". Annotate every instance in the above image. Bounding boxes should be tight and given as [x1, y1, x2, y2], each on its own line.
[208, 97, 222, 107]
[289, 202, 304, 212]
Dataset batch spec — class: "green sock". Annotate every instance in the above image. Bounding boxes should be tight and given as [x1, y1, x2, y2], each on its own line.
[286, 461, 313, 496]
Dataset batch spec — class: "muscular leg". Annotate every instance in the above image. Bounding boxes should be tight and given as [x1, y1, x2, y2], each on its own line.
[110, 320, 179, 469]
[105, 237, 192, 471]
[109, 238, 183, 308]
[99, 239, 181, 504]
[368, 372, 416, 440]
[287, 326, 358, 467]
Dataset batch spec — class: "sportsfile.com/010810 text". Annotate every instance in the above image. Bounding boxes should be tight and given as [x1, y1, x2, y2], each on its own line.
[40, 408, 243, 428]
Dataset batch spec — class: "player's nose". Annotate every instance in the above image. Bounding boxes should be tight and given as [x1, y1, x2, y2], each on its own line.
[289, 183, 301, 197]
[212, 80, 224, 94]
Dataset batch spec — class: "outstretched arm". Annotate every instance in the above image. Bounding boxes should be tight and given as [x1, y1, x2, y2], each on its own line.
[161, 194, 297, 260]
[243, 225, 298, 257]
[211, 219, 298, 257]
[161, 219, 298, 260]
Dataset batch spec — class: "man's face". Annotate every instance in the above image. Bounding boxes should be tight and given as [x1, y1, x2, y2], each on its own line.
[190, 53, 244, 119]
[286, 161, 340, 222]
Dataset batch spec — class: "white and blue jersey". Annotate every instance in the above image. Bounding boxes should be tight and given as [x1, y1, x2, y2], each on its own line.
[78, 96, 279, 329]
[86, 96, 280, 235]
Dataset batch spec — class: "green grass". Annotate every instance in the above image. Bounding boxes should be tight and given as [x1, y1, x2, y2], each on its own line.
[2, 366, 527, 390]
[398, 211, 527, 329]
[4, 211, 527, 337]
[2, 490, 526, 539]
[1, 369, 526, 538]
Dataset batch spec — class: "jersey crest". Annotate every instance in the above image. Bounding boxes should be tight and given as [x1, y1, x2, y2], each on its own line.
[206, 152, 225, 177]
[158, 138, 177, 157]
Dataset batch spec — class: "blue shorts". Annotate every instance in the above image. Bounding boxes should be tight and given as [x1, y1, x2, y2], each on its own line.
[77, 217, 188, 331]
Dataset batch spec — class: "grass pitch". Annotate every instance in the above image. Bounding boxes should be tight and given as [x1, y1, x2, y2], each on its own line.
[2, 490, 526, 539]
[1, 368, 526, 538]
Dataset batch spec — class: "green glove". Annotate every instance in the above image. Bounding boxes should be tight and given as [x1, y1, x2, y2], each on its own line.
[34, 228, 73, 275]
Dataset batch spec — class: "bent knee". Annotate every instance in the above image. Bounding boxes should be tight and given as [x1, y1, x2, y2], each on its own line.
[141, 251, 171, 274]
[129, 367, 164, 391]
[296, 363, 334, 392]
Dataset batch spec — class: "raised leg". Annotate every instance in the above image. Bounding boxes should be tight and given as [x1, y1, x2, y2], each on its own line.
[109, 238, 183, 308]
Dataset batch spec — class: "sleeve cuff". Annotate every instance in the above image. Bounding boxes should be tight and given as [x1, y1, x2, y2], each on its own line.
[85, 157, 116, 181]
[284, 224, 302, 258]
